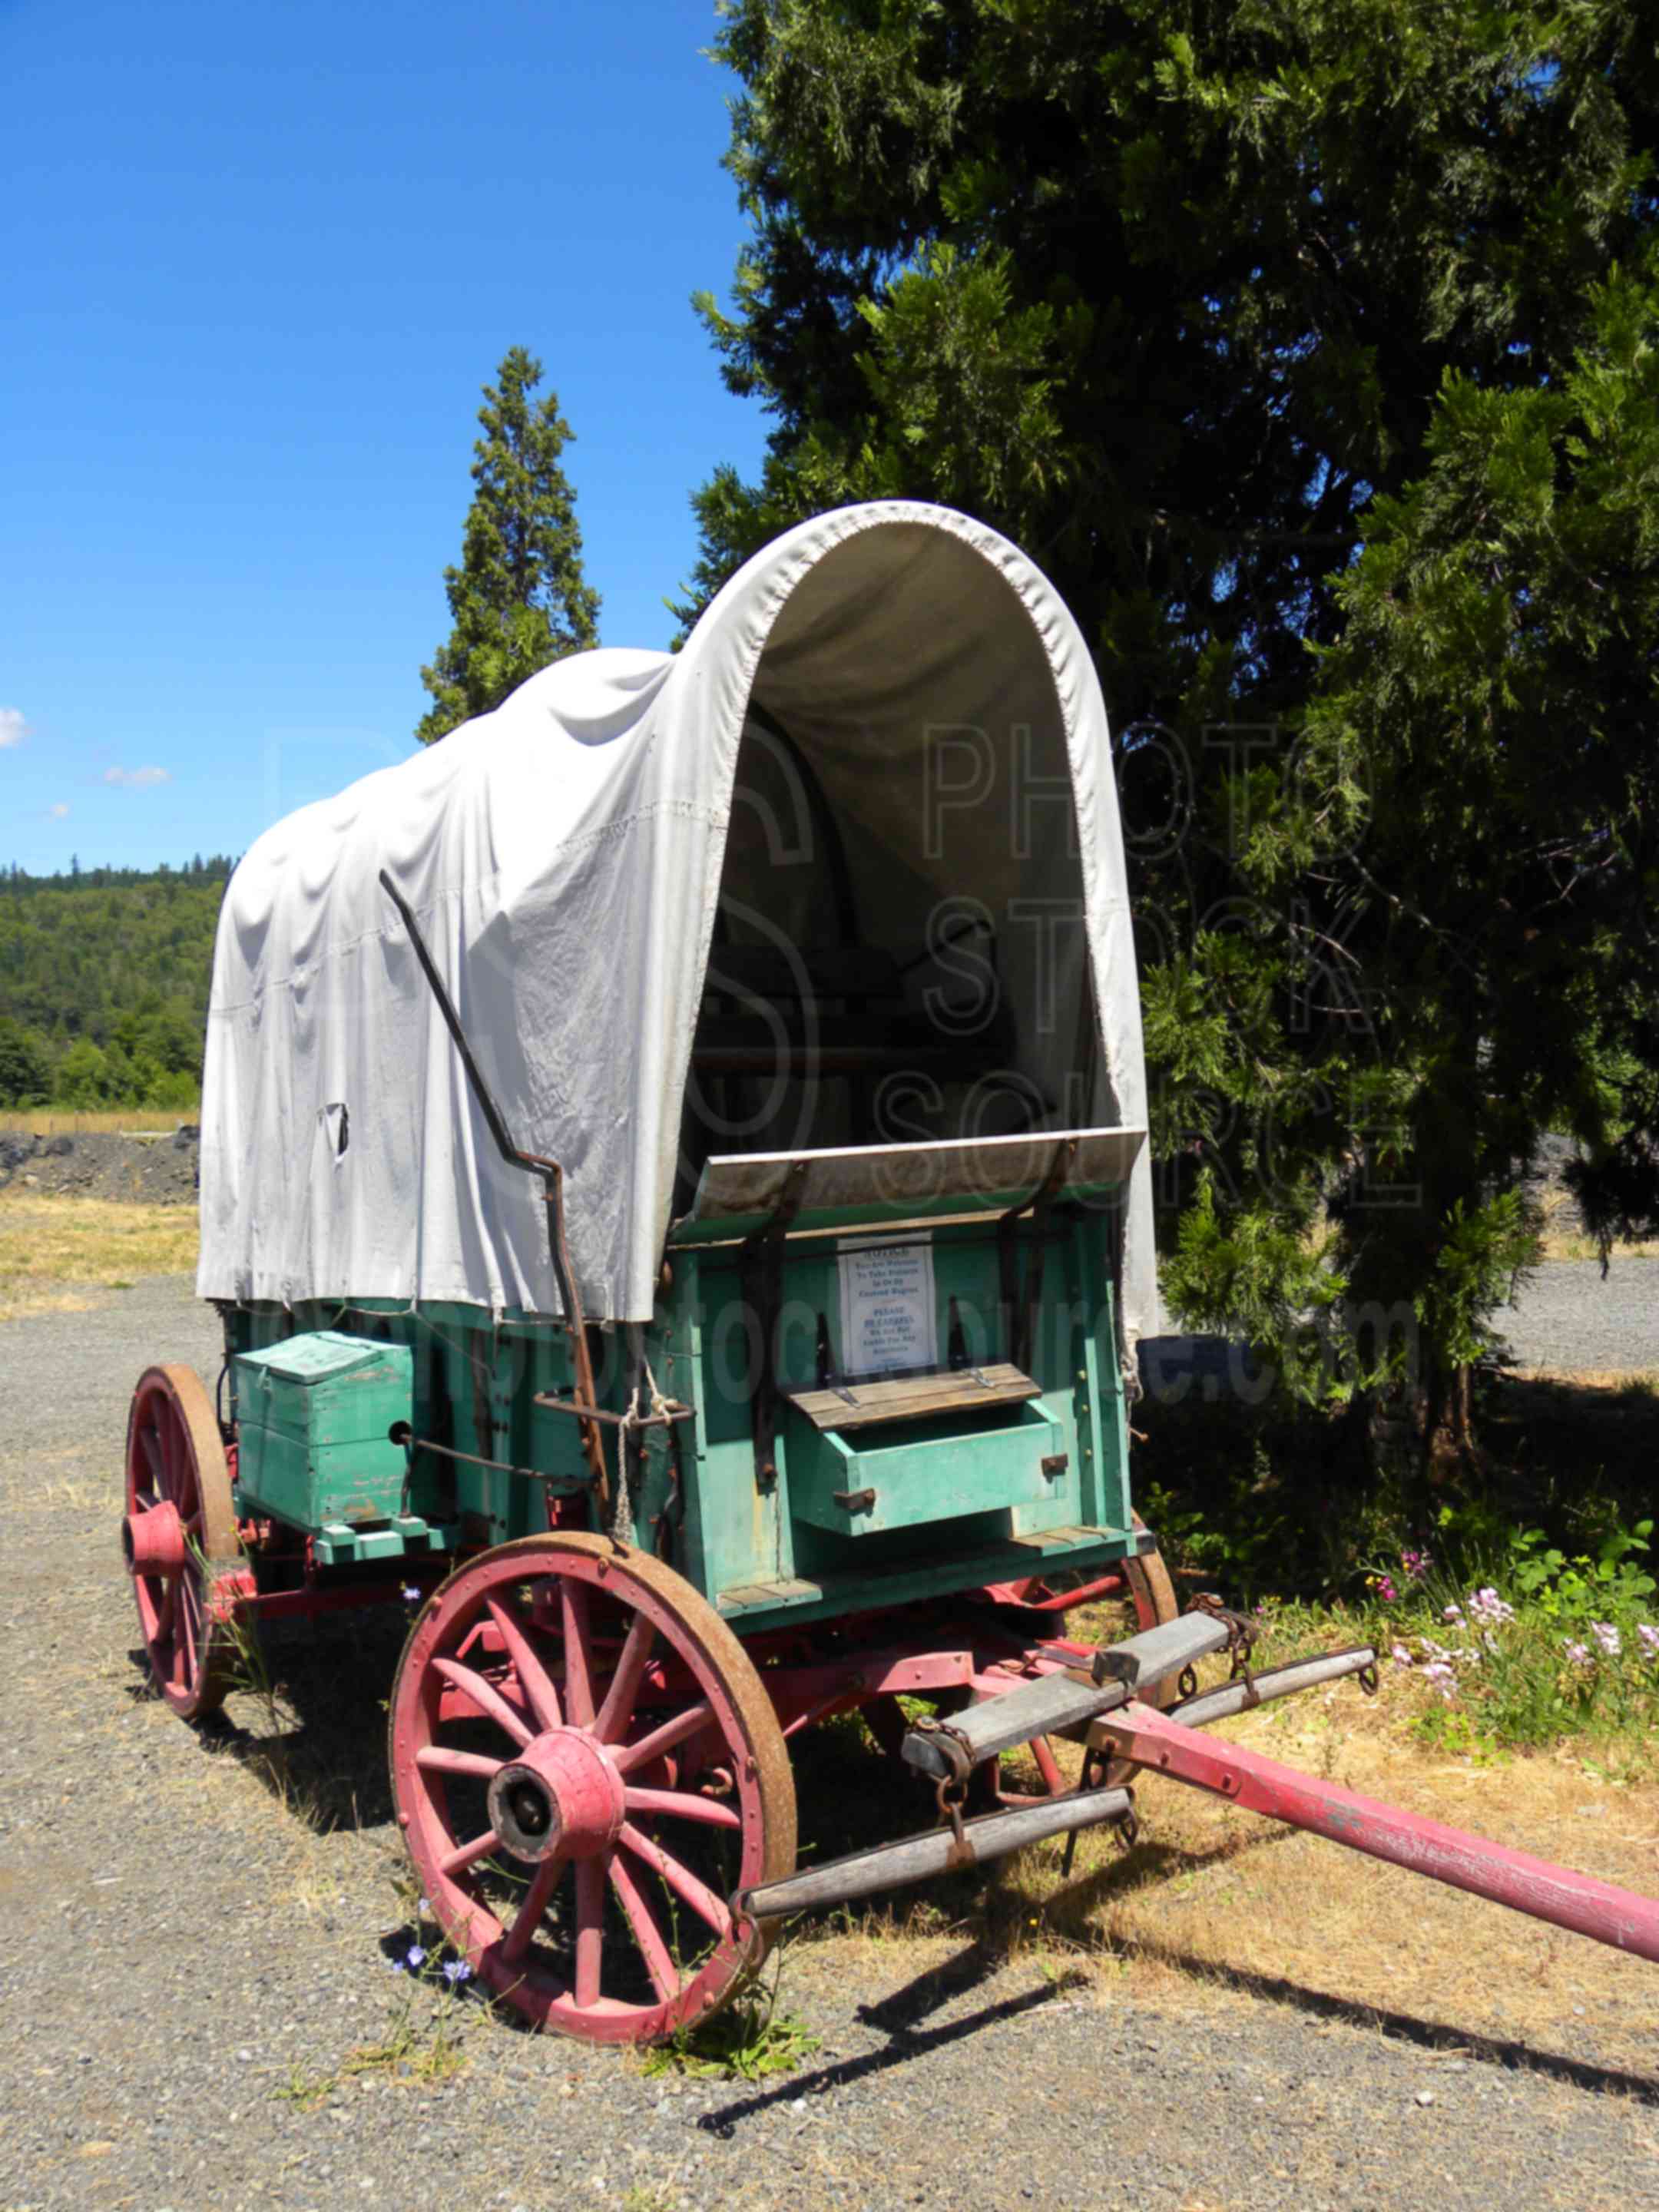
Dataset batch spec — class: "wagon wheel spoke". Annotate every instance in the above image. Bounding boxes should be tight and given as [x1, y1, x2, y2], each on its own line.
[560, 1580, 594, 1728]
[594, 1611, 654, 1743]
[157, 1409, 183, 1506]
[622, 1786, 740, 1831]
[574, 1859, 605, 2008]
[620, 1822, 732, 1938]
[485, 1597, 562, 1732]
[439, 1826, 502, 1879]
[608, 1848, 680, 2005]
[499, 1856, 563, 1965]
[177, 1575, 199, 1680]
[432, 1655, 534, 1747]
[616, 1698, 714, 1776]
[139, 1422, 164, 1494]
[181, 1511, 202, 1538]
[416, 1745, 504, 1783]
[154, 1578, 177, 1647]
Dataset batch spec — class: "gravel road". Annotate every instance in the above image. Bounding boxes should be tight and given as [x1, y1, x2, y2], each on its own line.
[1143, 1254, 1659, 1400]
[1498, 1254, 1659, 1374]
[2, 1278, 1655, 2212]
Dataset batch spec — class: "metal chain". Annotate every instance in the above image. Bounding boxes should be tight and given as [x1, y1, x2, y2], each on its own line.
[1191, 1591, 1260, 1707]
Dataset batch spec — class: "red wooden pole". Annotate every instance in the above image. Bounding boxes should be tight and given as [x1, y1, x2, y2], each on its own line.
[1094, 1700, 1659, 1963]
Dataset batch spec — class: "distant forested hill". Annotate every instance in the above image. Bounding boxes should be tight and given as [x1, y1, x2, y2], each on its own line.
[0, 857, 234, 1108]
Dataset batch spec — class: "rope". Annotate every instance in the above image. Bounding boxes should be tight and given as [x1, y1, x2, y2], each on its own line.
[612, 1356, 671, 1545]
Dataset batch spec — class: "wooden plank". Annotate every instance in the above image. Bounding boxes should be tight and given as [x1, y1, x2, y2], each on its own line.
[902, 1671, 1132, 1778]
[1091, 1610, 1230, 1689]
[786, 1362, 1041, 1432]
[672, 1126, 1147, 1244]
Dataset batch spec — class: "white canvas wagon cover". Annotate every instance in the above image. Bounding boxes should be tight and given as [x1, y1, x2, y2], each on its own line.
[197, 501, 1154, 1339]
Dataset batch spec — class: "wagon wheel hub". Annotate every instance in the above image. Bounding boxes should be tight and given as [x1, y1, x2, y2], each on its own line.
[488, 1726, 625, 1864]
[122, 1497, 187, 1581]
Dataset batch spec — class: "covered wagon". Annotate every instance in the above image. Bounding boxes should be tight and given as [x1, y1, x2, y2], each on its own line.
[121, 502, 1659, 2045]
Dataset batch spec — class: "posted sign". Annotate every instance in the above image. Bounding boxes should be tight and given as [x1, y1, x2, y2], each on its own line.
[837, 1234, 938, 1377]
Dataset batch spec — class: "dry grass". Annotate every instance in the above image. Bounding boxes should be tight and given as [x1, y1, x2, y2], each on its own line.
[1539, 1229, 1659, 1263]
[0, 1191, 199, 1320]
[1535, 1185, 1659, 1263]
[0, 1107, 194, 1135]
[1517, 1368, 1659, 1395]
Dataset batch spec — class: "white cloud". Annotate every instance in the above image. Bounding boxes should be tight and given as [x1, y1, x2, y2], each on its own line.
[104, 764, 171, 790]
[46, 803, 69, 820]
[0, 707, 27, 749]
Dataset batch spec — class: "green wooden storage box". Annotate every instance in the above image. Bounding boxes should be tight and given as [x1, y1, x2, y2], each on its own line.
[233, 1331, 414, 1532]
[786, 1402, 1067, 1538]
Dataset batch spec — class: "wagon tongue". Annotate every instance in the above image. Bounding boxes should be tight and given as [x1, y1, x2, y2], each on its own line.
[731, 1614, 1233, 1926]
[737, 1618, 1421, 1927]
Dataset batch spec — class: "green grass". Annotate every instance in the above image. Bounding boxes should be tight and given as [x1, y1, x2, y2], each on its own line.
[640, 1952, 821, 2082]
[1251, 1510, 1659, 1767]
[1129, 1364, 1659, 1768]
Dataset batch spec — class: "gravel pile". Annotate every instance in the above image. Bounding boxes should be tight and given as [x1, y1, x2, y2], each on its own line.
[0, 1280, 1654, 2210]
[0, 1126, 199, 1204]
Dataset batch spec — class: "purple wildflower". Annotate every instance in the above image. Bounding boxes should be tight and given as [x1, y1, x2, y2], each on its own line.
[1564, 1640, 1593, 1669]
[406, 1944, 426, 1969]
[1591, 1621, 1621, 1658]
[1391, 1642, 1413, 1668]
[1638, 1624, 1659, 1660]
[1443, 1603, 1463, 1623]
[442, 1959, 472, 1985]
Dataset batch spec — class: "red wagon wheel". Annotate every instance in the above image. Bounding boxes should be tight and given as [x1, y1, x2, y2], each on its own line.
[122, 1363, 240, 1720]
[389, 1533, 796, 2046]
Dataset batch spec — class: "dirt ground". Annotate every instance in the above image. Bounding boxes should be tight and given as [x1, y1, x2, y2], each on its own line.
[2, 1274, 1657, 2212]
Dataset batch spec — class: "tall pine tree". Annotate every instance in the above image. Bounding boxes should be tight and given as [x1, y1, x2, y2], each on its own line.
[418, 348, 600, 744]
[683, 0, 1658, 1462]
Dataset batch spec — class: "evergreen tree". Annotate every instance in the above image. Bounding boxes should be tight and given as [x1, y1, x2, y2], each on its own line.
[0, 1018, 52, 1108]
[0, 859, 230, 1108]
[417, 348, 601, 743]
[685, 0, 1658, 1459]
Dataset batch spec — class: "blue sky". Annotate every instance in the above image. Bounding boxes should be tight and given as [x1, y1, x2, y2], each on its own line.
[2, 0, 770, 873]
